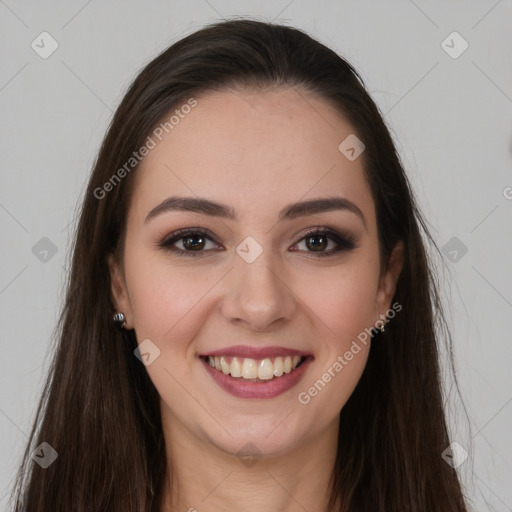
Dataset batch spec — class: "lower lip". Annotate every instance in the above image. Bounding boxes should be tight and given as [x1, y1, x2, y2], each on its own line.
[200, 357, 313, 399]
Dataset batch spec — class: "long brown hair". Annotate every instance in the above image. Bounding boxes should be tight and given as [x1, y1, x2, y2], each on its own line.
[10, 18, 470, 511]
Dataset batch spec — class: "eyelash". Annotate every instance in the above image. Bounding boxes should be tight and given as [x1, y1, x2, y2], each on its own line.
[158, 227, 357, 258]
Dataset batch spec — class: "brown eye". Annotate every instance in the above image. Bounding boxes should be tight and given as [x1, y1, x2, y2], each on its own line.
[305, 233, 329, 252]
[159, 228, 222, 257]
[159, 227, 357, 258]
[293, 228, 357, 258]
[181, 234, 206, 251]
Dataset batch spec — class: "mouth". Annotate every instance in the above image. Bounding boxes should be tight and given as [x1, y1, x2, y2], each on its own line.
[198, 349, 314, 399]
[200, 354, 309, 382]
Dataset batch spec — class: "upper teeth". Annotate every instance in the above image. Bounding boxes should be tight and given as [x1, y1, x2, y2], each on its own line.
[207, 355, 303, 380]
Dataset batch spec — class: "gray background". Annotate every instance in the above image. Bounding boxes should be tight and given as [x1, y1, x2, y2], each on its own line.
[1, 1, 511, 510]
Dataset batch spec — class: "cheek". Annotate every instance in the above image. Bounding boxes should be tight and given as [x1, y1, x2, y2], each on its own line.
[126, 244, 380, 356]
[294, 267, 376, 416]
[125, 252, 217, 345]
[296, 260, 379, 347]
[123, 243, 380, 441]
[123, 252, 217, 410]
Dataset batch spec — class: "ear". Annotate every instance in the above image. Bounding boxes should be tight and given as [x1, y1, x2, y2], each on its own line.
[107, 253, 133, 329]
[374, 241, 404, 319]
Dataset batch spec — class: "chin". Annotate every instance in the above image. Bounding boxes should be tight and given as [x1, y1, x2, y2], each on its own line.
[201, 413, 310, 460]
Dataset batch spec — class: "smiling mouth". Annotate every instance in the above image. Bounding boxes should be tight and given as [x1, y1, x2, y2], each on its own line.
[200, 355, 308, 382]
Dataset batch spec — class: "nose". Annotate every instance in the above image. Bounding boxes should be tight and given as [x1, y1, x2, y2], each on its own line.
[220, 247, 297, 332]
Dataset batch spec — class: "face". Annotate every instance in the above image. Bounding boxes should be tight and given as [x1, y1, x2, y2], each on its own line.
[109, 87, 403, 458]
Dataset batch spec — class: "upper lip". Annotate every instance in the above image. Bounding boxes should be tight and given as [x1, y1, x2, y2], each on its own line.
[199, 345, 313, 359]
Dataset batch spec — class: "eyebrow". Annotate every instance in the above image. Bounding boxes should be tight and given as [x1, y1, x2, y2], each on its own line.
[145, 195, 366, 229]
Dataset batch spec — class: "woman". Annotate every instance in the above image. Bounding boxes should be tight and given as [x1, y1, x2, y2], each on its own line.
[10, 18, 470, 512]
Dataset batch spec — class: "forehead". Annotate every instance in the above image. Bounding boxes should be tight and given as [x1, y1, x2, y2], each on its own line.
[130, 86, 375, 227]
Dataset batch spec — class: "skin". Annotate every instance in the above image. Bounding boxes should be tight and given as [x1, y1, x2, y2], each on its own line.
[109, 86, 404, 512]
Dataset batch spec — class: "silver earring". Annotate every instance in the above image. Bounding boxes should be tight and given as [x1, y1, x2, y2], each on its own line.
[113, 312, 127, 328]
